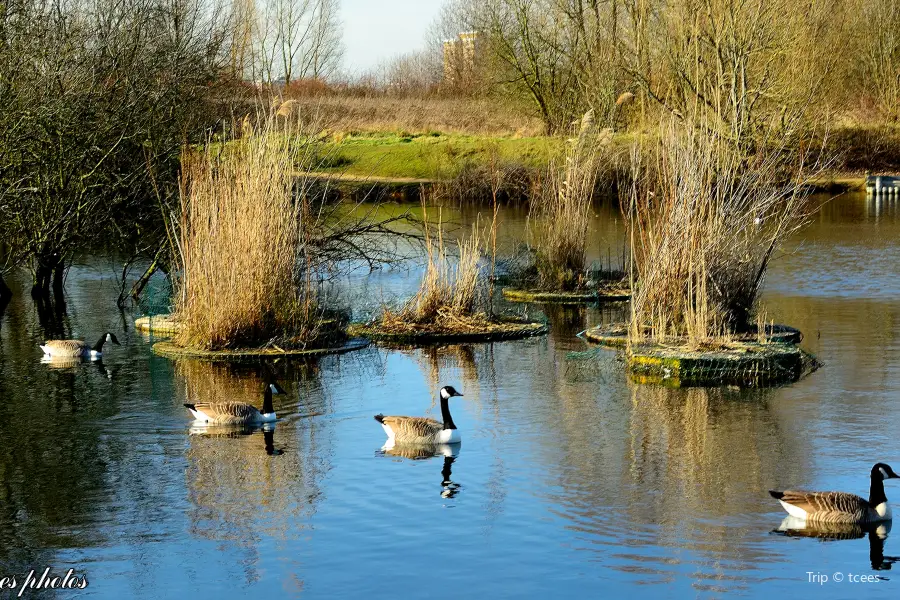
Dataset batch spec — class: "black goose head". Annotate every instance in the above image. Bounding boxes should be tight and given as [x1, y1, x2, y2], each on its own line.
[873, 463, 900, 481]
[439, 385, 464, 400]
[93, 332, 121, 352]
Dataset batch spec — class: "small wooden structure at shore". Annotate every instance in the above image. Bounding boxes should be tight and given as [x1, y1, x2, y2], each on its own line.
[866, 174, 900, 195]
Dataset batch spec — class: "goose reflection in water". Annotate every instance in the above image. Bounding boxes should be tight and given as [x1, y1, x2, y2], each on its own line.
[188, 424, 283, 456]
[40, 355, 113, 378]
[775, 517, 899, 572]
[379, 441, 461, 499]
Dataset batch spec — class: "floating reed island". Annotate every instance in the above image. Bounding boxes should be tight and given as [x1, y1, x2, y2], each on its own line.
[502, 111, 630, 305]
[151, 115, 370, 362]
[626, 339, 820, 387]
[502, 277, 629, 304]
[608, 120, 822, 387]
[152, 337, 370, 363]
[583, 323, 803, 347]
[139, 315, 367, 361]
[349, 206, 546, 346]
[584, 324, 817, 387]
[348, 317, 545, 345]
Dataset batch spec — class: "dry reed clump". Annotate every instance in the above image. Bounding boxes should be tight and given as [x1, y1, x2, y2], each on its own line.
[173, 116, 325, 350]
[380, 206, 491, 333]
[626, 121, 819, 347]
[529, 110, 608, 291]
[433, 160, 534, 205]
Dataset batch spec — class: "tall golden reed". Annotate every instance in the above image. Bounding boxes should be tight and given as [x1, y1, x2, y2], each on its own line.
[530, 110, 604, 290]
[627, 120, 818, 345]
[173, 116, 314, 350]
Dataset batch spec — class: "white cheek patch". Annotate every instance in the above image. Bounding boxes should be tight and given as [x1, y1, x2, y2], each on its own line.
[880, 467, 889, 479]
[269, 384, 278, 393]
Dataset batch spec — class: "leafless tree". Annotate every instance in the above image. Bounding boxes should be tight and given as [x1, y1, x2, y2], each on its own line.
[642, 0, 841, 144]
[474, 0, 580, 132]
[254, 0, 343, 83]
[857, 0, 900, 122]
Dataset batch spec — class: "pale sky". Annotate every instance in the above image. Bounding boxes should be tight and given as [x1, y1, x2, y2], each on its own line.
[340, 0, 445, 75]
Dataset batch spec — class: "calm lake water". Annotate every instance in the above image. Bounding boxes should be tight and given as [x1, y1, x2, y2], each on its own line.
[1, 191, 900, 598]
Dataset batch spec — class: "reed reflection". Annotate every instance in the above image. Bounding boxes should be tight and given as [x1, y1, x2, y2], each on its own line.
[411, 344, 482, 411]
[184, 423, 321, 586]
[178, 360, 272, 407]
[543, 304, 587, 345]
[627, 385, 804, 519]
[612, 385, 809, 578]
[537, 384, 805, 584]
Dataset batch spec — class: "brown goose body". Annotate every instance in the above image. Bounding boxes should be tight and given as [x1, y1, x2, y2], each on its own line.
[184, 401, 268, 425]
[375, 416, 445, 444]
[40, 333, 119, 358]
[41, 339, 90, 357]
[770, 463, 900, 524]
[770, 490, 877, 524]
[184, 381, 284, 425]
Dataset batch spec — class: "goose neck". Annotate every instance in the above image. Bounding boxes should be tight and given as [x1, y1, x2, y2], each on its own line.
[870, 473, 888, 508]
[440, 395, 457, 430]
[262, 387, 274, 414]
[92, 335, 107, 352]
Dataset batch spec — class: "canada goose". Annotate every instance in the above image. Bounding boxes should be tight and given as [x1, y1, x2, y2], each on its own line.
[40, 332, 120, 359]
[770, 463, 900, 524]
[374, 385, 463, 444]
[184, 380, 285, 425]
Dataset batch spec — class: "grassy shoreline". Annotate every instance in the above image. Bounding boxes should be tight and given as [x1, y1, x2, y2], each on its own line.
[304, 129, 895, 193]
[313, 131, 562, 180]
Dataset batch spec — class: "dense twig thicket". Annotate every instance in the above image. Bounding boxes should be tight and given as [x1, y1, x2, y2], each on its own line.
[0, 0, 234, 300]
[426, 0, 899, 139]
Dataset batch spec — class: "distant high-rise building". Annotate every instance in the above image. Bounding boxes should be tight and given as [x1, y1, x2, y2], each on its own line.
[443, 31, 483, 86]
